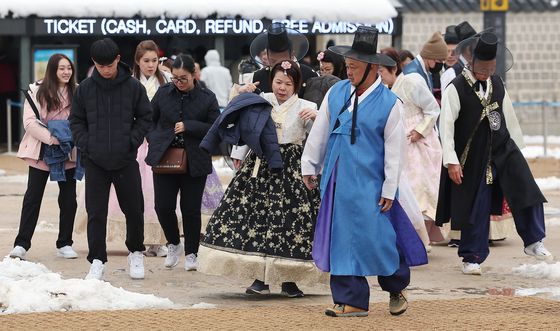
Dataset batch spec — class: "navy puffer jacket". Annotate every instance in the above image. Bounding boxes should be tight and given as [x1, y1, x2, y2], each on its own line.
[200, 93, 282, 170]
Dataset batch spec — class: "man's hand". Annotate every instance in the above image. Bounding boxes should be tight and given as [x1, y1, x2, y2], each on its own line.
[174, 122, 185, 134]
[407, 130, 423, 143]
[233, 158, 243, 170]
[378, 197, 394, 212]
[303, 175, 318, 190]
[448, 164, 463, 185]
[238, 81, 260, 93]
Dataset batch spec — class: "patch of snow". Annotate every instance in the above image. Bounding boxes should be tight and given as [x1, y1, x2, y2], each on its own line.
[0, 1, 397, 22]
[512, 262, 560, 280]
[0, 258, 175, 314]
[546, 218, 560, 227]
[0, 175, 30, 184]
[545, 207, 560, 215]
[190, 302, 217, 309]
[516, 287, 560, 300]
[522, 146, 560, 159]
[535, 177, 560, 191]
[523, 136, 560, 145]
[35, 221, 58, 233]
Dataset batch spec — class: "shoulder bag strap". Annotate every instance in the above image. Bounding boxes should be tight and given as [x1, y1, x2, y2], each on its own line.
[21, 88, 42, 121]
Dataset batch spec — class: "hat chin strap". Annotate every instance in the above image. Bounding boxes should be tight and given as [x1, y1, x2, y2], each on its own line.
[349, 64, 372, 144]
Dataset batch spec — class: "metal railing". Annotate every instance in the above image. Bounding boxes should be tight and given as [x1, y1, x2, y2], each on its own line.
[513, 101, 560, 158]
[5, 99, 23, 154]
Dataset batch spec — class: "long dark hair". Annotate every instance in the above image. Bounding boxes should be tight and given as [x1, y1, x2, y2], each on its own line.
[133, 40, 166, 85]
[36, 54, 76, 112]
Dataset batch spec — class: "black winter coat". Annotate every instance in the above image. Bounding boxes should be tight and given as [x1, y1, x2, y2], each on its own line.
[199, 92, 282, 170]
[145, 82, 220, 177]
[70, 62, 152, 170]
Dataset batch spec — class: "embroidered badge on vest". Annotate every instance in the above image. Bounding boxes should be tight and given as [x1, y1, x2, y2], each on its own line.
[488, 110, 501, 131]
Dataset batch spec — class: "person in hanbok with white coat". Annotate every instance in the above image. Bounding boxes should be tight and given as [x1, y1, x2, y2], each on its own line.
[379, 47, 445, 250]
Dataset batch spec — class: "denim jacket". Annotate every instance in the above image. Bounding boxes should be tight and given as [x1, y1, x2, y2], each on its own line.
[44, 120, 84, 181]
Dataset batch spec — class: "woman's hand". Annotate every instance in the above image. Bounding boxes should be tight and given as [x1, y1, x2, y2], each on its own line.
[238, 81, 260, 94]
[50, 137, 60, 146]
[407, 130, 422, 143]
[448, 164, 463, 185]
[174, 122, 185, 134]
[303, 175, 318, 190]
[233, 158, 243, 170]
[299, 108, 318, 121]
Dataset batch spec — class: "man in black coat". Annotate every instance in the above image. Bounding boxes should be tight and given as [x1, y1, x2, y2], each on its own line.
[249, 22, 318, 98]
[70, 38, 152, 281]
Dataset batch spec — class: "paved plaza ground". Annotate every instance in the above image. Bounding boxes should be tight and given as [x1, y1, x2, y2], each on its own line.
[0, 154, 559, 330]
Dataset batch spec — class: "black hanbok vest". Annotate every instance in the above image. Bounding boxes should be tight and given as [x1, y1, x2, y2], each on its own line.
[436, 72, 546, 230]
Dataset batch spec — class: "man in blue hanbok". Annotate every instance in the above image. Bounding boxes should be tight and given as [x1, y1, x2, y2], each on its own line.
[302, 26, 427, 317]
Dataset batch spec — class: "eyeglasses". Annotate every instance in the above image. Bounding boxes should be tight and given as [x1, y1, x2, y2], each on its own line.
[171, 77, 189, 84]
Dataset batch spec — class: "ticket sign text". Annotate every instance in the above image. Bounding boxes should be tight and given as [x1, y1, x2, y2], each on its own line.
[38, 18, 396, 36]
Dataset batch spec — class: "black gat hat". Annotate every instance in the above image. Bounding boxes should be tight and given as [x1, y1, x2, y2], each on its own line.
[249, 22, 309, 65]
[329, 26, 395, 67]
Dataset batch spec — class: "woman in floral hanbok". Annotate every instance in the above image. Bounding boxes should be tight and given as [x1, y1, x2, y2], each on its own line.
[198, 60, 322, 298]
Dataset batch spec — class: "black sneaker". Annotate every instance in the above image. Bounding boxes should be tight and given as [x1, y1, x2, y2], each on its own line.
[280, 282, 304, 298]
[447, 239, 460, 247]
[246, 279, 270, 295]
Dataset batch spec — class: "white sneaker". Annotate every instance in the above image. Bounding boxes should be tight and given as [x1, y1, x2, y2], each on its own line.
[425, 245, 432, 253]
[462, 262, 482, 275]
[57, 246, 78, 259]
[9, 246, 27, 260]
[164, 243, 183, 268]
[128, 251, 145, 279]
[85, 259, 105, 280]
[156, 245, 168, 257]
[185, 253, 198, 271]
[524, 241, 553, 261]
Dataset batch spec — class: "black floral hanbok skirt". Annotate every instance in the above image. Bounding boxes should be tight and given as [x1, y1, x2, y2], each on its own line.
[198, 144, 325, 284]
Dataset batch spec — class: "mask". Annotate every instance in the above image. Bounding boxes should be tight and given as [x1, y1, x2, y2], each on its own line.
[430, 62, 444, 74]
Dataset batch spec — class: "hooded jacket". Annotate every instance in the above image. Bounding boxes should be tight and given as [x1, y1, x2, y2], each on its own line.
[200, 92, 282, 170]
[201, 50, 233, 108]
[70, 62, 152, 170]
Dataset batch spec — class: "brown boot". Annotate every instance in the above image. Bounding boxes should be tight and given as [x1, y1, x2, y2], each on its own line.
[325, 304, 368, 317]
